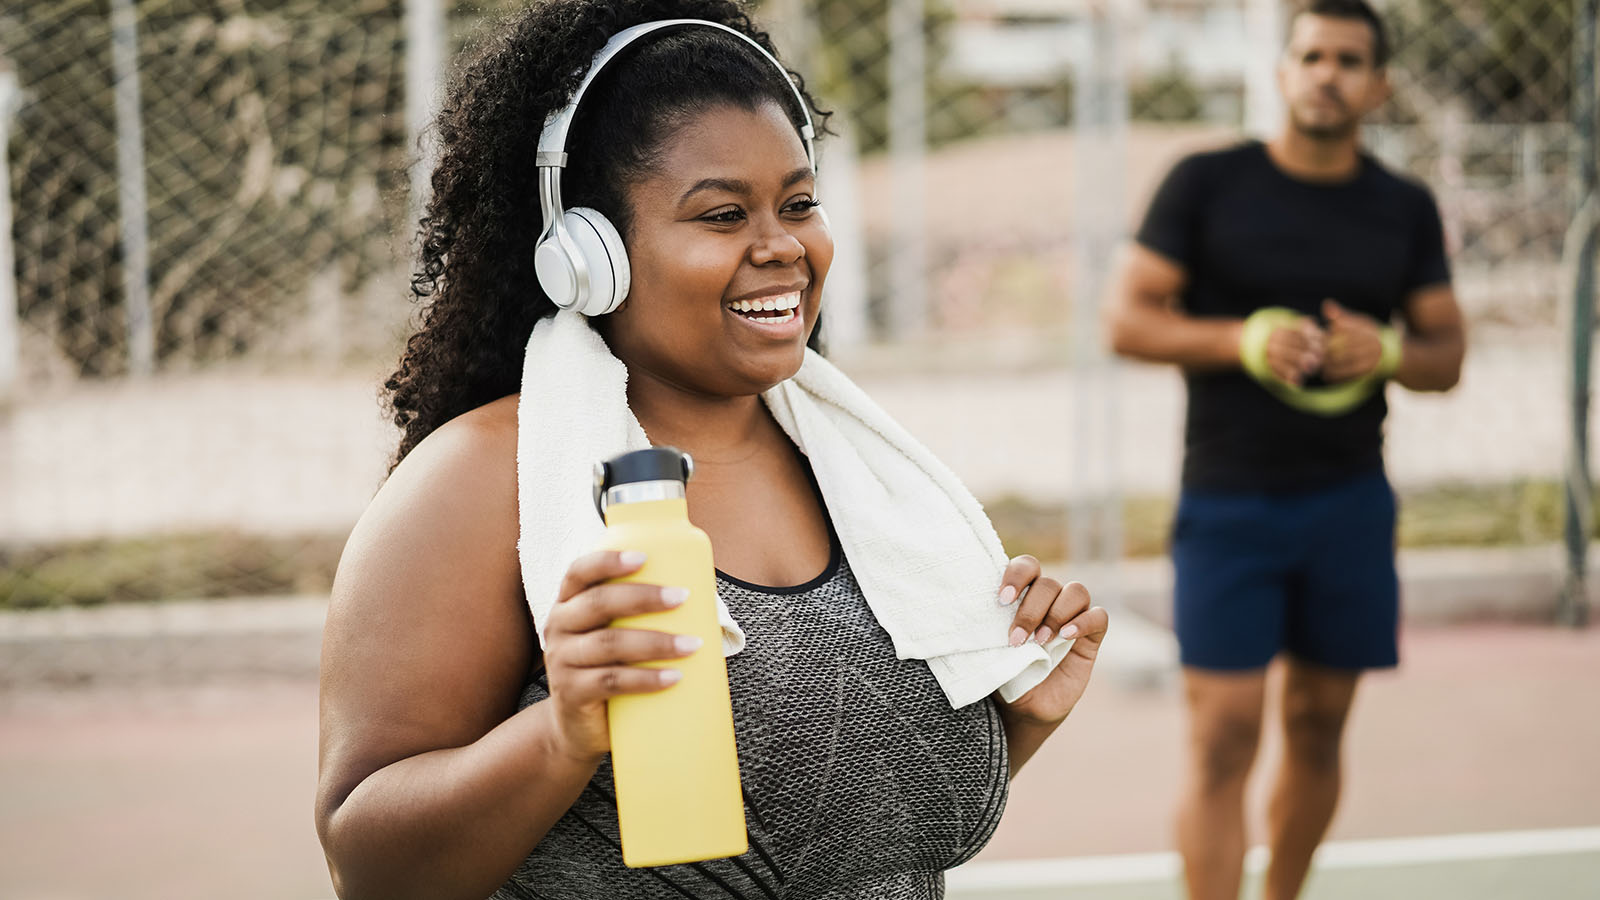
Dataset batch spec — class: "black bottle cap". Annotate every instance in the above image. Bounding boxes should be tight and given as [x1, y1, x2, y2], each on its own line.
[592, 447, 694, 518]
[599, 447, 693, 488]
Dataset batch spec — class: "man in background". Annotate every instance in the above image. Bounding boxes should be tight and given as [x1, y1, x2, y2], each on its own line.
[1105, 2, 1466, 898]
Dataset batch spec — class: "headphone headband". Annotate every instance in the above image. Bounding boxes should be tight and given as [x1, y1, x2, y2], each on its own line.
[535, 18, 817, 170]
[533, 19, 816, 317]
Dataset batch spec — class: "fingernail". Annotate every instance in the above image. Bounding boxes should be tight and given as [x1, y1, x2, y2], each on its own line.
[1034, 626, 1053, 644]
[661, 587, 689, 607]
[620, 551, 647, 567]
[659, 669, 682, 685]
[1008, 626, 1029, 647]
[998, 585, 1017, 606]
[1060, 624, 1079, 640]
[673, 634, 703, 655]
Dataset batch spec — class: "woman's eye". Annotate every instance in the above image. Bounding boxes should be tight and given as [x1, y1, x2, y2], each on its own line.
[785, 198, 821, 216]
[701, 208, 746, 224]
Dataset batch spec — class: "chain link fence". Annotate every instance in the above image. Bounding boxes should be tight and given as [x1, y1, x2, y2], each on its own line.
[1, 0, 1591, 606]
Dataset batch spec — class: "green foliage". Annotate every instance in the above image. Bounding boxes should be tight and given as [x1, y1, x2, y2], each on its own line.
[1131, 68, 1204, 123]
[804, 0, 1002, 152]
[985, 479, 1599, 564]
[0, 480, 1592, 607]
[0, 532, 344, 609]
[1386, 0, 1572, 122]
[2, 0, 411, 376]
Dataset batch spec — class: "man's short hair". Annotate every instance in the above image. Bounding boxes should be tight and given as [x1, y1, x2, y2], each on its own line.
[1294, 0, 1391, 68]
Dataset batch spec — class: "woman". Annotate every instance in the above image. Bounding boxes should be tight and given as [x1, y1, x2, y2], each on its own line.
[315, 2, 1108, 897]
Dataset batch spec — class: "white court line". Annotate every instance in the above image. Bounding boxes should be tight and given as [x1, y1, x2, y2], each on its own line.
[946, 827, 1600, 889]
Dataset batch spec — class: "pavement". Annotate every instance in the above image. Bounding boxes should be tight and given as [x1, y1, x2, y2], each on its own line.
[2, 544, 1598, 900]
[1, 612, 1596, 900]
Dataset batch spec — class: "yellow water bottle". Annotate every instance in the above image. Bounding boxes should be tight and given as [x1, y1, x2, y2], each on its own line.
[592, 447, 747, 868]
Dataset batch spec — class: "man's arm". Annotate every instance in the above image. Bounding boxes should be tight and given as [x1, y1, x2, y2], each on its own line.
[1392, 282, 1465, 392]
[1104, 243, 1242, 368]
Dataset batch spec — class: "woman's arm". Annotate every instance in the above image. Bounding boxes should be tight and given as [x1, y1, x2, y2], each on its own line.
[315, 405, 593, 900]
[996, 704, 1065, 778]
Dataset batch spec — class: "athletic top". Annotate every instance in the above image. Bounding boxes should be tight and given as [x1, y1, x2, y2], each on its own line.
[493, 547, 1010, 899]
[1135, 140, 1451, 492]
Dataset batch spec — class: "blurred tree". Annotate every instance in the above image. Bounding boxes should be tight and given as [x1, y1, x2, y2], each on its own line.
[2, 0, 410, 375]
[1131, 67, 1204, 122]
[1386, 0, 1571, 122]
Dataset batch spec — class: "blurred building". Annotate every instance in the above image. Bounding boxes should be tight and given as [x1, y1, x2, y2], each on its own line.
[944, 0, 1251, 129]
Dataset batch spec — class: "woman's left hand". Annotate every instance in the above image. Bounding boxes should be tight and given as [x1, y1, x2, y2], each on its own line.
[995, 554, 1109, 724]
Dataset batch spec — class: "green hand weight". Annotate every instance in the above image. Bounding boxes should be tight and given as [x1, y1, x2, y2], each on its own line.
[1239, 307, 1398, 418]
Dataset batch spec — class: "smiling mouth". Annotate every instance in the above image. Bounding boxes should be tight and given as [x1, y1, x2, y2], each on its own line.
[728, 290, 802, 325]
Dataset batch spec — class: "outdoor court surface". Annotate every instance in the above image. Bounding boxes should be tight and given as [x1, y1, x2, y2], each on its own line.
[947, 829, 1600, 898]
[1, 622, 1595, 899]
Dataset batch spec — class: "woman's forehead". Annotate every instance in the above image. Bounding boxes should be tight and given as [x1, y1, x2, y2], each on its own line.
[649, 102, 811, 191]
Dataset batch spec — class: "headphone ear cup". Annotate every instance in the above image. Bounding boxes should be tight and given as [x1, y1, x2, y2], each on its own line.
[563, 207, 630, 316]
[534, 231, 579, 310]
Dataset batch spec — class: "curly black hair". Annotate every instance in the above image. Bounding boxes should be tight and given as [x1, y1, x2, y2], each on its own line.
[383, 0, 830, 471]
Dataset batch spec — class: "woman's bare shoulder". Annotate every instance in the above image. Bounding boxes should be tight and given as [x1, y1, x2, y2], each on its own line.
[338, 394, 524, 609]
[374, 394, 519, 525]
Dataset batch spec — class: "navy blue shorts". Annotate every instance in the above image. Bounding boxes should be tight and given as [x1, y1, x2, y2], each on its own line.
[1171, 468, 1400, 671]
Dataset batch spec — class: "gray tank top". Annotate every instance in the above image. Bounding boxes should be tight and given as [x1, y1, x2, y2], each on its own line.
[494, 545, 1009, 899]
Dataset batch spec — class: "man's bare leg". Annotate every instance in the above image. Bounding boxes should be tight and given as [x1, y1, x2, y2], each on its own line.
[1262, 658, 1360, 900]
[1177, 667, 1268, 900]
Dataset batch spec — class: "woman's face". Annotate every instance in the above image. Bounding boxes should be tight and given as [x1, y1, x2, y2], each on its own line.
[601, 100, 833, 399]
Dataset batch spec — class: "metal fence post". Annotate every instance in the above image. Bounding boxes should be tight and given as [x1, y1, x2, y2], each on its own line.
[110, 0, 154, 377]
[1244, 0, 1284, 137]
[406, 0, 444, 225]
[888, 0, 928, 337]
[1070, 3, 1127, 595]
[1561, 0, 1598, 628]
[0, 65, 19, 406]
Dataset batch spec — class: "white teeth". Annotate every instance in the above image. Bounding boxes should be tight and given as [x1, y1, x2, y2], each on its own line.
[729, 291, 802, 315]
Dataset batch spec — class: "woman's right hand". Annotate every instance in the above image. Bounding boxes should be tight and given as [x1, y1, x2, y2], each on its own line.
[541, 550, 701, 766]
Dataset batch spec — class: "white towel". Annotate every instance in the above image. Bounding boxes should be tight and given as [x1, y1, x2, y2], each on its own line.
[517, 310, 1074, 708]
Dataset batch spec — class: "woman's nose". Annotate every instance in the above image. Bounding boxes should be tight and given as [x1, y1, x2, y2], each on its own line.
[750, 227, 806, 266]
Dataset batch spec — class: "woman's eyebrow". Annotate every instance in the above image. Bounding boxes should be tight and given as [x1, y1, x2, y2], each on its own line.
[781, 167, 814, 189]
[678, 168, 815, 205]
[679, 177, 750, 205]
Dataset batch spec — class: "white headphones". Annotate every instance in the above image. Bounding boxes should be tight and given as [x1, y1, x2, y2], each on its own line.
[533, 19, 818, 316]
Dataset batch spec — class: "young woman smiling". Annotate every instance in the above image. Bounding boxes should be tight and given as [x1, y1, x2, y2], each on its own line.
[315, 2, 1108, 897]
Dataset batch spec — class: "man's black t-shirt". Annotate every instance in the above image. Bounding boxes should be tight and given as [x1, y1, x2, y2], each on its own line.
[1135, 141, 1451, 492]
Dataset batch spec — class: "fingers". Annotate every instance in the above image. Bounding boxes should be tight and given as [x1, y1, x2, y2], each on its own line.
[1321, 309, 1383, 382]
[1322, 353, 1368, 382]
[1040, 582, 1093, 643]
[558, 626, 702, 670]
[1006, 577, 1092, 647]
[996, 555, 1042, 608]
[1017, 576, 1094, 646]
[1266, 323, 1324, 385]
[563, 664, 685, 699]
[548, 581, 687, 635]
[548, 549, 699, 705]
[1008, 575, 1061, 646]
[1058, 605, 1110, 654]
[557, 550, 647, 603]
